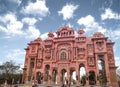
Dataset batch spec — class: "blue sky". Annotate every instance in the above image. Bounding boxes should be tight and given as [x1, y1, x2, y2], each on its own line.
[0, 0, 120, 69]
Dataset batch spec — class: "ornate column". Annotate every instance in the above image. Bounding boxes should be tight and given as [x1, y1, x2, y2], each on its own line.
[85, 70, 89, 85]
[57, 69, 61, 84]
[67, 69, 70, 85]
[76, 63, 79, 85]
[78, 70, 80, 85]
[104, 54, 110, 85]
[95, 54, 100, 85]
[48, 68, 52, 84]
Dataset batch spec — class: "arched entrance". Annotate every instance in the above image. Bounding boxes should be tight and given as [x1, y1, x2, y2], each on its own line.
[70, 67, 76, 84]
[28, 62, 34, 81]
[89, 71, 96, 85]
[61, 69, 67, 84]
[98, 59, 107, 86]
[44, 65, 50, 82]
[79, 64, 86, 85]
[36, 72, 42, 84]
[52, 69, 57, 84]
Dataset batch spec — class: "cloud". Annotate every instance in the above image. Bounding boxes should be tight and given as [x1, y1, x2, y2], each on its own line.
[40, 32, 48, 40]
[77, 15, 106, 34]
[0, 26, 8, 32]
[0, 13, 24, 36]
[25, 26, 40, 39]
[22, 17, 37, 25]
[6, 49, 25, 64]
[8, 0, 22, 5]
[77, 15, 95, 27]
[115, 57, 120, 69]
[21, 0, 49, 17]
[77, 15, 120, 40]
[105, 29, 120, 40]
[58, 4, 78, 20]
[101, 8, 120, 20]
[67, 23, 74, 28]
[0, 13, 41, 39]
[0, 13, 16, 23]
[40, 32, 57, 40]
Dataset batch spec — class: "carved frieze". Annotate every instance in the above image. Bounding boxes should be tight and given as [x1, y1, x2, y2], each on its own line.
[45, 48, 51, 59]
[45, 41, 53, 46]
[36, 59, 42, 68]
[87, 44, 93, 52]
[31, 46, 36, 53]
[76, 37, 86, 42]
[38, 47, 43, 59]
[78, 48, 85, 55]
[108, 54, 114, 63]
[96, 41, 104, 51]
[88, 57, 95, 66]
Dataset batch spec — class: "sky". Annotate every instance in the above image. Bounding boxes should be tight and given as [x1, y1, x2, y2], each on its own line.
[0, 0, 120, 70]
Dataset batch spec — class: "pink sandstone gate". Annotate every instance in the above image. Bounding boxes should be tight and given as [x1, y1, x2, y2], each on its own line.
[22, 26, 118, 87]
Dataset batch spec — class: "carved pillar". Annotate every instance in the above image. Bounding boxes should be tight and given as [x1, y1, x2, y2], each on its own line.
[48, 68, 52, 84]
[51, 49, 54, 60]
[104, 54, 110, 85]
[68, 50, 70, 60]
[78, 69, 80, 85]
[86, 72, 89, 85]
[76, 63, 79, 85]
[73, 47, 75, 60]
[27, 58, 30, 82]
[95, 54, 100, 85]
[57, 70, 61, 84]
[73, 47, 77, 60]
[67, 70, 70, 85]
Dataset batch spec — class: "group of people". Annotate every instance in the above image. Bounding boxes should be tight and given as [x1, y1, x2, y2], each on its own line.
[61, 83, 70, 87]
[61, 79, 71, 87]
[32, 80, 38, 87]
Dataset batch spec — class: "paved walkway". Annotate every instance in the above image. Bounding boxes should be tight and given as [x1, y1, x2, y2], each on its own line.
[0, 84, 113, 87]
[15, 84, 112, 87]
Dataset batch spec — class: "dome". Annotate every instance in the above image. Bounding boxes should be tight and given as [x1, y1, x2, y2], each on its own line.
[34, 37, 42, 42]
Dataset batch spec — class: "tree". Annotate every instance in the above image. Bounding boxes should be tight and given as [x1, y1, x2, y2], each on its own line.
[81, 75, 86, 86]
[0, 60, 20, 84]
[117, 69, 120, 87]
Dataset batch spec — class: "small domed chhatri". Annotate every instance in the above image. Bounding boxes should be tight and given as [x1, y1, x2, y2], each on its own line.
[22, 26, 118, 87]
[48, 32, 54, 38]
[78, 29, 84, 34]
[93, 32, 105, 38]
[34, 37, 42, 42]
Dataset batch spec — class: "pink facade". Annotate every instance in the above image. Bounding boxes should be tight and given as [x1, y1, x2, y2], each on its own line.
[22, 26, 118, 86]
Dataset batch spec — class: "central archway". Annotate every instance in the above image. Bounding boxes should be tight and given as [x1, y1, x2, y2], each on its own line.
[79, 64, 86, 85]
[98, 58, 107, 86]
[70, 67, 76, 84]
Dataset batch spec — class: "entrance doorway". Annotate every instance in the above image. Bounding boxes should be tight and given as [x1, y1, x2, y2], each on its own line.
[79, 64, 86, 85]
[98, 59, 107, 85]
[44, 65, 50, 82]
[61, 69, 67, 84]
[52, 69, 57, 84]
[36, 72, 42, 84]
[89, 71, 96, 85]
[70, 67, 76, 84]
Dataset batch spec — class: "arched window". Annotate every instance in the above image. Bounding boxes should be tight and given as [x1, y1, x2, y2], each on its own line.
[60, 52, 66, 60]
